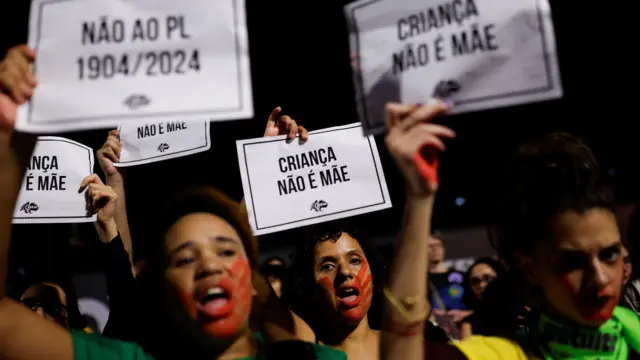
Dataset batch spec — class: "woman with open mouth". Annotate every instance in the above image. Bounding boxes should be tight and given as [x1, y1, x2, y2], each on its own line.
[131, 187, 349, 360]
[262, 219, 448, 360]
[0, 46, 346, 360]
[286, 220, 387, 360]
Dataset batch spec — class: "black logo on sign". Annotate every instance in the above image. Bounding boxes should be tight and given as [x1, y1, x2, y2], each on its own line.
[123, 94, 151, 110]
[157, 143, 170, 153]
[432, 80, 461, 99]
[20, 202, 39, 214]
[310, 200, 328, 212]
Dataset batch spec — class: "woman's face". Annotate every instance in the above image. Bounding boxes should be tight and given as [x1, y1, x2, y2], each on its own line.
[525, 208, 622, 327]
[164, 213, 254, 339]
[469, 263, 497, 300]
[313, 233, 373, 325]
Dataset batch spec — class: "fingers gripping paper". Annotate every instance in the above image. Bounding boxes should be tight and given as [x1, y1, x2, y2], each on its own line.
[345, 0, 562, 134]
[16, 0, 253, 133]
[14, 137, 96, 224]
[115, 120, 211, 167]
[237, 123, 392, 236]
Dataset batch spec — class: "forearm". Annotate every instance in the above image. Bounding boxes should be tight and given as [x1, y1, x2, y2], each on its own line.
[0, 159, 21, 298]
[106, 177, 133, 263]
[383, 195, 434, 360]
[389, 196, 433, 296]
[0, 133, 36, 298]
[0, 298, 73, 359]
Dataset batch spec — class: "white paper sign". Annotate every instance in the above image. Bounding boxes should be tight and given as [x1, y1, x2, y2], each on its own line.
[345, 0, 562, 134]
[115, 120, 210, 166]
[16, 0, 253, 133]
[237, 123, 392, 235]
[14, 137, 96, 224]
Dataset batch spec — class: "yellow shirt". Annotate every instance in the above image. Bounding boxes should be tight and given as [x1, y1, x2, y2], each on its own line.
[451, 336, 528, 360]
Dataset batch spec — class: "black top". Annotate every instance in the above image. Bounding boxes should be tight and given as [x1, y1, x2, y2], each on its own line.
[99, 234, 138, 341]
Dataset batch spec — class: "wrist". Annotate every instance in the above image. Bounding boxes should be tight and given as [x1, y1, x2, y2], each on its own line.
[406, 193, 435, 206]
[105, 175, 124, 187]
[96, 220, 118, 243]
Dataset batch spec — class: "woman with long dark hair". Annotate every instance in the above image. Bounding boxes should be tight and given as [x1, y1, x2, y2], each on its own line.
[459, 257, 507, 338]
[385, 121, 640, 359]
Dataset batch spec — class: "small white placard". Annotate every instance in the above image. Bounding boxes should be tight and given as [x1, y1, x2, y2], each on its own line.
[115, 120, 210, 166]
[14, 136, 96, 224]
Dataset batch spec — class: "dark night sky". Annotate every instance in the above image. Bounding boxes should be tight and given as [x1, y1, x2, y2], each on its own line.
[1, 0, 637, 279]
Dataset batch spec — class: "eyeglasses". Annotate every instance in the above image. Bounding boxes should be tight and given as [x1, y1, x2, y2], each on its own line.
[21, 298, 68, 320]
[470, 274, 495, 287]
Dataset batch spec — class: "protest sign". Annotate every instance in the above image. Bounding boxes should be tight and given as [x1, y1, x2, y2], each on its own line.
[345, 0, 562, 134]
[16, 0, 253, 133]
[115, 120, 210, 166]
[237, 123, 392, 235]
[13, 137, 96, 224]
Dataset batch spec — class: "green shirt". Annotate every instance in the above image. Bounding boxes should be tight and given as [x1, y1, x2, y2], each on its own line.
[73, 331, 153, 360]
[73, 331, 346, 360]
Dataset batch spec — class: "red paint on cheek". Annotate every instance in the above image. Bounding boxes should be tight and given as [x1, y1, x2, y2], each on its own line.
[319, 276, 335, 294]
[560, 272, 617, 323]
[179, 291, 198, 319]
[339, 258, 373, 322]
[202, 256, 253, 338]
[560, 275, 580, 298]
[357, 259, 373, 308]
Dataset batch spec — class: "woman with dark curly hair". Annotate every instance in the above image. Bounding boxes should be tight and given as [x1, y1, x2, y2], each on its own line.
[286, 220, 385, 359]
[281, 219, 448, 360]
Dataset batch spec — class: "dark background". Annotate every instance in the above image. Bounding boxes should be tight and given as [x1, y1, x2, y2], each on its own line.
[1, 1, 636, 284]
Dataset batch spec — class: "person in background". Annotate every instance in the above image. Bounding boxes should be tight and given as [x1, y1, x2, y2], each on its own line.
[463, 258, 506, 305]
[260, 257, 289, 298]
[427, 233, 469, 328]
[19, 281, 91, 332]
[459, 257, 507, 339]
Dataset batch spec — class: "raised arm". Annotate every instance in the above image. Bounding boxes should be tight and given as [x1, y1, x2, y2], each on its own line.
[93, 132, 144, 340]
[0, 45, 75, 360]
[382, 102, 454, 360]
[240, 107, 316, 342]
[97, 131, 134, 265]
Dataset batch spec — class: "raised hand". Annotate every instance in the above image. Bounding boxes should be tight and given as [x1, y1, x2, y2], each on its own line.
[0, 45, 36, 129]
[384, 101, 455, 197]
[79, 174, 118, 242]
[97, 129, 123, 181]
[264, 106, 309, 142]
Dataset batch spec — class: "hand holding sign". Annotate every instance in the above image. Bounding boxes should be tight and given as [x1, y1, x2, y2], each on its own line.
[264, 107, 309, 141]
[238, 123, 391, 235]
[80, 174, 118, 242]
[0, 46, 38, 199]
[0, 45, 36, 129]
[385, 101, 455, 196]
[97, 130, 123, 182]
